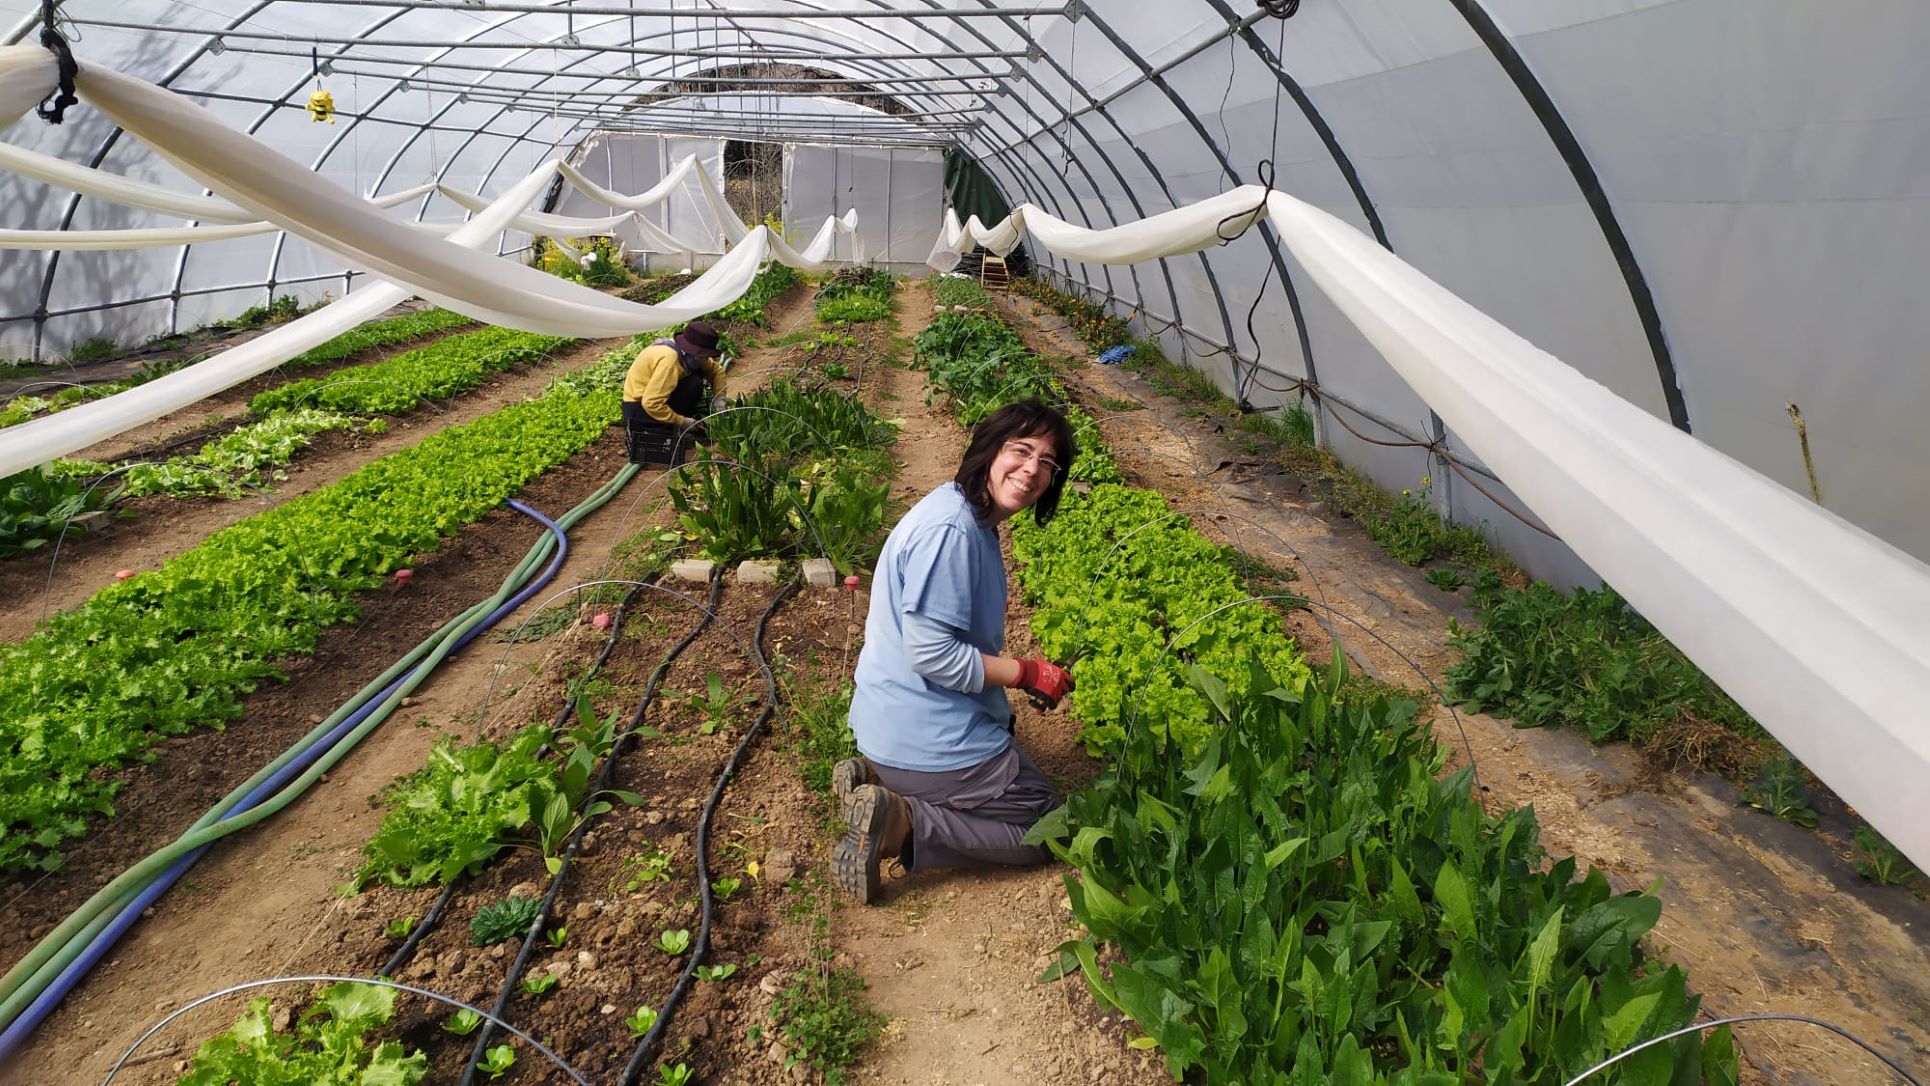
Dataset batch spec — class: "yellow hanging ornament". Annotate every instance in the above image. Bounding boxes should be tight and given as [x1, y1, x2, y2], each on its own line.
[307, 88, 336, 124]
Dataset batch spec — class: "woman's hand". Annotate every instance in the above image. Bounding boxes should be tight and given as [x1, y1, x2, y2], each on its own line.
[1013, 658, 1075, 709]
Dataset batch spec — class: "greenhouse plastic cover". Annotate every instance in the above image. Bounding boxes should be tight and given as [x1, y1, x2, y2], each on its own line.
[2, 2, 1929, 869]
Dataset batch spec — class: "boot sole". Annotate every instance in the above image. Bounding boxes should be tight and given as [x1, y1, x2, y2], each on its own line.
[831, 786, 888, 905]
[831, 758, 867, 821]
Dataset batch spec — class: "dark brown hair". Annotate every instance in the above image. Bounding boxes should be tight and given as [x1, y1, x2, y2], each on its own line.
[954, 399, 1077, 527]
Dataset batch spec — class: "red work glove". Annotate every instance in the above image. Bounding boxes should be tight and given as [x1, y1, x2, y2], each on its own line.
[1014, 658, 1075, 710]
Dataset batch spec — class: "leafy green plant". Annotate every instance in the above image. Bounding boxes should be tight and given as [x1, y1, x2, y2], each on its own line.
[1853, 825, 1919, 886]
[471, 896, 545, 947]
[669, 458, 807, 564]
[1029, 657, 1730, 1083]
[521, 972, 560, 995]
[617, 846, 674, 892]
[657, 1063, 693, 1086]
[383, 915, 418, 939]
[1425, 567, 1468, 591]
[656, 928, 692, 955]
[707, 379, 895, 464]
[544, 926, 568, 948]
[1742, 755, 1819, 827]
[521, 699, 645, 874]
[356, 724, 557, 889]
[713, 876, 743, 901]
[280, 308, 473, 370]
[695, 963, 738, 981]
[478, 1044, 516, 1079]
[93, 407, 363, 499]
[669, 671, 744, 735]
[63, 336, 119, 366]
[625, 1005, 659, 1037]
[174, 982, 426, 1085]
[0, 465, 122, 558]
[1446, 572, 1760, 750]
[770, 965, 887, 1085]
[444, 1009, 484, 1036]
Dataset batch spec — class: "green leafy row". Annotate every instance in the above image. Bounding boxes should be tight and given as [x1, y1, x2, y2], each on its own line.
[1013, 482, 1308, 753]
[1, 466, 122, 558]
[814, 268, 894, 324]
[930, 274, 995, 309]
[709, 262, 802, 327]
[944, 300, 1730, 1084]
[1033, 661, 1731, 1084]
[48, 407, 367, 501]
[251, 326, 574, 416]
[0, 357, 627, 873]
[278, 307, 474, 371]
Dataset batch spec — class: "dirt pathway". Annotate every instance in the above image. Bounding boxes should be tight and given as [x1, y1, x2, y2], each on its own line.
[996, 294, 1930, 1086]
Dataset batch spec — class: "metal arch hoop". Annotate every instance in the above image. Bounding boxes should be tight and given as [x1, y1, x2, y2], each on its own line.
[100, 974, 590, 1085]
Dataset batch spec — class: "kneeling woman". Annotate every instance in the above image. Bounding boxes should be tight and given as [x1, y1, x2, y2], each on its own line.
[832, 399, 1079, 904]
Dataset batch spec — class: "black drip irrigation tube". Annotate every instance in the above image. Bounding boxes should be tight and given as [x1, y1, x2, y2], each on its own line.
[457, 574, 737, 1085]
[380, 578, 656, 979]
[620, 581, 797, 1084]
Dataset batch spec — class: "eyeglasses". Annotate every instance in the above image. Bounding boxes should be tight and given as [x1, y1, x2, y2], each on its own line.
[1000, 440, 1063, 478]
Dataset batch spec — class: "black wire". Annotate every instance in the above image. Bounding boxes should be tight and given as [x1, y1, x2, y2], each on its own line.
[1257, 0, 1300, 17]
[458, 575, 725, 1086]
[620, 582, 796, 1083]
[35, 0, 78, 125]
[379, 581, 652, 979]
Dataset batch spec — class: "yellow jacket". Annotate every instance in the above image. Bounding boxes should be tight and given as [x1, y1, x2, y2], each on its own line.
[621, 342, 726, 425]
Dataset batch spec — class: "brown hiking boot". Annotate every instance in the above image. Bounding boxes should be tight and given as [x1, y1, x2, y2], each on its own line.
[831, 757, 876, 819]
[831, 785, 910, 905]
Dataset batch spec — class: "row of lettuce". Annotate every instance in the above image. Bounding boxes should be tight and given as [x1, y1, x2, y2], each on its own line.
[911, 303, 1734, 1083]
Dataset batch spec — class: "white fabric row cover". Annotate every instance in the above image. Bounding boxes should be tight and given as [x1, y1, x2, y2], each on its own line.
[930, 190, 1930, 874]
[0, 46, 859, 480]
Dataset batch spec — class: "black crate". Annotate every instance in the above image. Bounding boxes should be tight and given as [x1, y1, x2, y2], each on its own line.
[625, 423, 683, 466]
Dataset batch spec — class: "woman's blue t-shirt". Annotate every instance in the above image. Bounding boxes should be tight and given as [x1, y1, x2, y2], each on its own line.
[848, 483, 1013, 772]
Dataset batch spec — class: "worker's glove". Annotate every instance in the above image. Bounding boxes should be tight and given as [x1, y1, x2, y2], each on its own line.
[1014, 658, 1075, 710]
[676, 419, 710, 446]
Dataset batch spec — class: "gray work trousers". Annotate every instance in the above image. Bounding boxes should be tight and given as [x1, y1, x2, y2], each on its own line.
[869, 745, 1059, 872]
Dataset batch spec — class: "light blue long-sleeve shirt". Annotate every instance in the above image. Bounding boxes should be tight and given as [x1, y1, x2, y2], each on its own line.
[848, 483, 1013, 772]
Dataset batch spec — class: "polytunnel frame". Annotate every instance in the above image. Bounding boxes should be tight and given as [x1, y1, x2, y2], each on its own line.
[171, 0, 1207, 350]
[2, 0, 1686, 443]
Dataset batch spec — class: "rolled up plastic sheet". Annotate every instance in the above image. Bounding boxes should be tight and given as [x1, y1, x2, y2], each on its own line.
[0, 46, 56, 130]
[924, 185, 1930, 874]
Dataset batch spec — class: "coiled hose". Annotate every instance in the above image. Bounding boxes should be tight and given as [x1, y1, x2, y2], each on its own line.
[0, 463, 641, 1059]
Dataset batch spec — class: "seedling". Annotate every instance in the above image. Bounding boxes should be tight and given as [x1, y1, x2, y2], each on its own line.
[696, 963, 737, 981]
[443, 1009, 484, 1036]
[521, 972, 560, 996]
[712, 876, 743, 901]
[656, 928, 692, 955]
[657, 1063, 693, 1086]
[617, 846, 673, 892]
[383, 915, 418, 939]
[1743, 755, 1819, 827]
[479, 1044, 516, 1078]
[1425, 567, 1467, 591]
[625, 1005, 659, 1037]
[1854, 825, 1920, 886]
[471, 896, 543, 947]
[669, 671, 743, 735]
[544, 926, 568, 949]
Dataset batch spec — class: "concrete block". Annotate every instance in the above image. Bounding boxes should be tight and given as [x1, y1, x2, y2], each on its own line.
[669, 558, 716, 583]
[800, 558, 838, 587]
[736, 559, 782, 584]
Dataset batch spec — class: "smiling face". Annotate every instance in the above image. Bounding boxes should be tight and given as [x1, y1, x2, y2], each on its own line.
[987, 431, 1063, 521]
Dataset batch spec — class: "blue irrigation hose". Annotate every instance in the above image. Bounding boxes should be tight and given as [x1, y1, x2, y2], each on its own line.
[0, 499, 568, 1061]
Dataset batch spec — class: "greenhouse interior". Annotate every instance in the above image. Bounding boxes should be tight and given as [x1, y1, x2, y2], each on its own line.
[0, 0, 1926, 1082]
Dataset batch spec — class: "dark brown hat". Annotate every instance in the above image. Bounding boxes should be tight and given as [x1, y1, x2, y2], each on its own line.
[675, 321, 723, 359]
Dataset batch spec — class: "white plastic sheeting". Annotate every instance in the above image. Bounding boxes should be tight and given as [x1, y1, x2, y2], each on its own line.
[0, 51, 860, 480]
[554, 134, 727, 259]
[926, 184, 1930, 875]
[785, 142, 943, 264]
